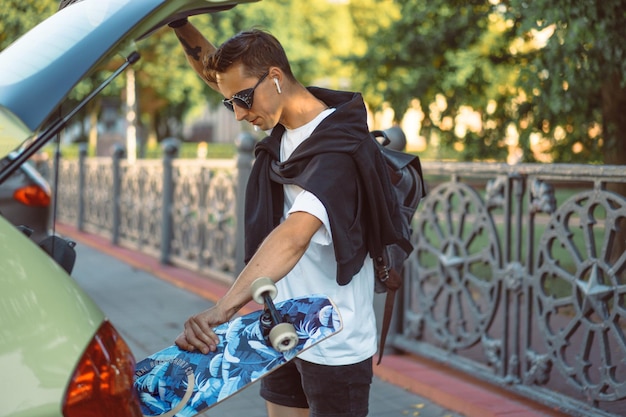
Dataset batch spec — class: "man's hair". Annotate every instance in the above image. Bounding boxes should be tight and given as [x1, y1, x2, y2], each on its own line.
[203, 29, 295, 84]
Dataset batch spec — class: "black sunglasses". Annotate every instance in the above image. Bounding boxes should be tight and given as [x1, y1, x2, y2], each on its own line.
[222, 71, 269, 112]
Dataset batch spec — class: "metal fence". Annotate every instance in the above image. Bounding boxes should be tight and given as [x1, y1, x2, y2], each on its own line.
[46, 139, 626, 417]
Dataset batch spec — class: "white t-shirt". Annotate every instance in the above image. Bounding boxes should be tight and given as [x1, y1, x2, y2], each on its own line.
[274, 109, 377, 365]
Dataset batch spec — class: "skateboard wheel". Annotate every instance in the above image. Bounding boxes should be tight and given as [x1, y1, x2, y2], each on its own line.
[269, 322, 298, 352]
[251, 277, 277, 304]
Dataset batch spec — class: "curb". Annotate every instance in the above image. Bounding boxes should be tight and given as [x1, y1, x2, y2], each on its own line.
[374, 355, 568, 417]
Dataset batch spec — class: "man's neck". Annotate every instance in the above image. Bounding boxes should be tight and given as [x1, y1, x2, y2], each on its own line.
[279, 85, 329, 130]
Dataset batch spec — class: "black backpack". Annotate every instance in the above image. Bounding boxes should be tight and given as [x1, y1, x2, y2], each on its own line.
[371, 130, 425, 364]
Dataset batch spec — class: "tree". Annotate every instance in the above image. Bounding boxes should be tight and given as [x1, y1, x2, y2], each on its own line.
[348, 0, 626, 165]
[0, 0, 57, 49]
[348, 0, 518, 161]
[129, 25, 214, 144]
[508, 0, 626, 165]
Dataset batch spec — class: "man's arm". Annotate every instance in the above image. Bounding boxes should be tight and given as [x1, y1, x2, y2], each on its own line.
[175, 211, 323, 353]
[170, 20, 219, 91]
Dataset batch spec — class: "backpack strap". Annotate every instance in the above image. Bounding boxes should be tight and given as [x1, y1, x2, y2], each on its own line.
[375, 261, 403, 365]
[378, 284, 397, 365]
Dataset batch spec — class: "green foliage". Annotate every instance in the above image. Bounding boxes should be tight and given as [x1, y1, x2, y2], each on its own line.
[132, 25, 213, 138]
[349, 0, 514, 161]
[196, 0, 360, 86]
[507, 0, 626, 163]
[138, 0, 366, 138]
[349, 0, 626, 163]
[0, 0, 57, 50]
[4, 0, 624, 164]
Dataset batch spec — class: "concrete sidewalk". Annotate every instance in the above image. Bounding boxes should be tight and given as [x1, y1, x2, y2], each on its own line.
[60, 223, 568, 417]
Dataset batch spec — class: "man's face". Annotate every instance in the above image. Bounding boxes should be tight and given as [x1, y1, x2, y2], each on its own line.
[217, 64, 279, 131]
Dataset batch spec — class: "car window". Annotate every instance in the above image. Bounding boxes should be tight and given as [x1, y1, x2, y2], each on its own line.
[0, 107, 33, 160]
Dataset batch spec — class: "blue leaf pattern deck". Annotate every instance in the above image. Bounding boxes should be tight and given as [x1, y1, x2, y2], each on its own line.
[134, 295, 342, 417]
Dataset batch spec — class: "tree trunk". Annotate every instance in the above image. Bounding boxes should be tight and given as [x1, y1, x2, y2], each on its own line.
[601, 73, 626, 264]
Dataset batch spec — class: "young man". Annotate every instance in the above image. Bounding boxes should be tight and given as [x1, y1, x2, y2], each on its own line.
[170, 20, 407, 417]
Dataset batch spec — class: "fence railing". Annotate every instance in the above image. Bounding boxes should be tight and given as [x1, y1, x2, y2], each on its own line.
[45, 139, 626, 417]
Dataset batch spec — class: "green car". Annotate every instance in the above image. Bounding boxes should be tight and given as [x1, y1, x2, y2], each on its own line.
[0, 0, 257, 416]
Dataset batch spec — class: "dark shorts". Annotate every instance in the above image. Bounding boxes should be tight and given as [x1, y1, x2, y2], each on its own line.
[260, 356, 373, 417]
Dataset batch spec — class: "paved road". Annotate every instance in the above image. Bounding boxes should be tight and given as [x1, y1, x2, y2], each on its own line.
[71, 242, 463, 417]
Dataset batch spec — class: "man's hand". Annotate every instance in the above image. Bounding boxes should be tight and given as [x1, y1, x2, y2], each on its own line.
[175, 211, 322, 353]
[175, 306, 230, 354]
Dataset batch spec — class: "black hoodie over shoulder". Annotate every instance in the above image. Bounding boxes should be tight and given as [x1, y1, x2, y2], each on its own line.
[244, 87, 409, 285]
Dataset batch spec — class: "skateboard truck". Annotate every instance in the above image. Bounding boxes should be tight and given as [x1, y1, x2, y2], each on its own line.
[251, 277, 299, 352]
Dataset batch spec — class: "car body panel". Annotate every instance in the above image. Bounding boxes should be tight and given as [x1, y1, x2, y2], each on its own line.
[0, 216, 104, 417]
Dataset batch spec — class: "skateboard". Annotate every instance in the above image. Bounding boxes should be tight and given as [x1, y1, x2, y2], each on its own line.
[134, 277, 342, 417]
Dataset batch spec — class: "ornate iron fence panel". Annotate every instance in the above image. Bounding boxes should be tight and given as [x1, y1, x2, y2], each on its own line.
[168, 159, 237, 274]
[533, 188, 626, 405]
[117, 160, 163, 256]
[395, 162, 626, 417]
[54, 158, 79, 225]
[47, 153, 115, 233]
[47, 143, 240, 277]
[82, 157, 114, 235]
[200, 165, 237, 273]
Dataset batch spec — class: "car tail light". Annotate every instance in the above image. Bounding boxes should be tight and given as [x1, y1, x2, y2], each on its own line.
[13, 184, 51, 207]
[62, 321, 143, 417]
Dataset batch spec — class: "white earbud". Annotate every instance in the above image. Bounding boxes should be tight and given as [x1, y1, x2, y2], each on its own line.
[273, 78, 282, 94]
